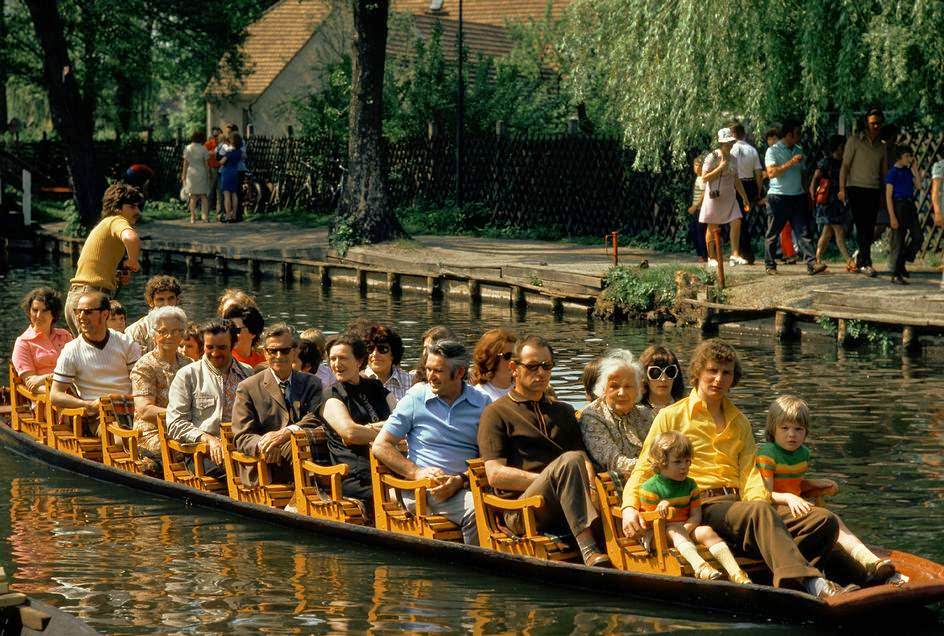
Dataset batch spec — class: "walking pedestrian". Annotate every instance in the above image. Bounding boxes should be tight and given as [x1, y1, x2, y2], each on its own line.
[219, 131, 244, 223]
[181, 130, 210, 223]
[809, 135, 854, 271]
[205, 127, 223, 218]
[729, 121, 764, 264]
[700, 128, 751, 269]
[763, 119, 825, 276]
[884, 146, 922, 284]
[839, 108, 887, 277]
[687, 154, 709, 262]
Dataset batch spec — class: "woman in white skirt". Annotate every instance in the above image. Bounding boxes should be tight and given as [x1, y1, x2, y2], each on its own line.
[700, 128, 751, 267]
[181, 130, 210, 223]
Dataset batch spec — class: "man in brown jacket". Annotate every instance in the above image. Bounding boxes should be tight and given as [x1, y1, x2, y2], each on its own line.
[231, 323, 324, 487]
[477, 334, 609, 567]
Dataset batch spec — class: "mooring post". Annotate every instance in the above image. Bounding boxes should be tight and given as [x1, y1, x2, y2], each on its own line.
[510, 285, 526, 308]
[356, 269, 368, 293]
[775, 310, 799, 341]
[184, 254, 196, 276]
[319, 266, 331, 287]
[427, 276, 443, 300]
[215, 254, 227, 274]
[468, 279, 481, 303]
[836, 319, 849, 347]
[387, 272, 401, 295]
[248, 259, 260, 280]
[902, 326, 918, 352]
[280, 262, 291, 281]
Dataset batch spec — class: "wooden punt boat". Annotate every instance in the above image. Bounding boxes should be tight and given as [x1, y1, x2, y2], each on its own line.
[0, 420, 943, 625]
[0, 567, 99, 635]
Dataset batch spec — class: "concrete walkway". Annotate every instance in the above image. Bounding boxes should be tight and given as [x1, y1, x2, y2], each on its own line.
[43, 219, 944, 317]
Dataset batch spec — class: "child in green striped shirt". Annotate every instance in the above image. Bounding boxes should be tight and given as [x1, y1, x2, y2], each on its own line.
[639, 431, 751, 583]
[759, 396, 896, 583]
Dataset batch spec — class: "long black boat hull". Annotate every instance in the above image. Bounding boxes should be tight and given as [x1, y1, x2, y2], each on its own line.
[2, 422, 943, 625]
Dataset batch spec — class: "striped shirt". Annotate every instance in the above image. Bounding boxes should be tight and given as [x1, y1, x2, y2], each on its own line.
[755, 442, 810, 496]
[70, 215, 133, 290]
[639, 473, 701, 522]
[53, 330, 141, 400]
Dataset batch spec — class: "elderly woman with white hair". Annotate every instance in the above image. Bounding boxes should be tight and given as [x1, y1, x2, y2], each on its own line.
[578, 349, 654, 477]
[130, 305, 193, 456]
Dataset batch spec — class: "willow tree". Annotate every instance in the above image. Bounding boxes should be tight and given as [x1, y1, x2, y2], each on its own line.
[562, 0, 944, 170]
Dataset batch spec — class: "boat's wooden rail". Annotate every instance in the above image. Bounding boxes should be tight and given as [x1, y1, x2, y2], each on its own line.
[291, 429, 366, 524]
[99, 395, 148, 475]
[8, 363, 48, 444]
[156, 413, 226, 494]
[220, 422, 294, 508]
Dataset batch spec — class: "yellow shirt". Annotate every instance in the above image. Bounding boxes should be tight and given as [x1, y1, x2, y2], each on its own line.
[621, 388, 769, 510]
[70, 215, 133, 290]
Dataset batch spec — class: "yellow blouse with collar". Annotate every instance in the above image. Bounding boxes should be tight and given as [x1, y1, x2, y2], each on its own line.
[621, 388, 769, 510]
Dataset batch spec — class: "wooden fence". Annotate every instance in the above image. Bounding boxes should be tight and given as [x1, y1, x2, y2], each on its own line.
[4, 128, 944, 254]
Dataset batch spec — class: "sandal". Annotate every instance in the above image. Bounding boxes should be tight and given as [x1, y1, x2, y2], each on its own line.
[695, 563, 723, 581]
[845, 259, 857, 273]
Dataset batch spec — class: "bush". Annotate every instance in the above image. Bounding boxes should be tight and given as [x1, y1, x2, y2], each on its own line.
[602, 264, 714, 313]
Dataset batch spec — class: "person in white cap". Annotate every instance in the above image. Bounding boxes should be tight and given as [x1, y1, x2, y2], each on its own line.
[699, 128, 751, 268]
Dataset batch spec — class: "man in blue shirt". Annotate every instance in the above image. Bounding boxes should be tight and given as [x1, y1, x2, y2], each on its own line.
[763, 119, 826, 275]
[372, 340, 490, 544]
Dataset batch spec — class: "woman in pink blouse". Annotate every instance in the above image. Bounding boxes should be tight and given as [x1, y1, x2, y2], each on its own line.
[12, 288, 73, 393]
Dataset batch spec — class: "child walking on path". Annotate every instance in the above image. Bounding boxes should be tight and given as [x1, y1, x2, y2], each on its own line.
[688, 154, 709, 262]
[639, 431, 751, 584]
[809, 135, 855, 271]
[884, 146, 922, 284]
[757, 396, 896, 583]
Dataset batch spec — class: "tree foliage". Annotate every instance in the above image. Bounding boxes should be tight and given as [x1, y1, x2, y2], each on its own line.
[562, 0, 944, 170]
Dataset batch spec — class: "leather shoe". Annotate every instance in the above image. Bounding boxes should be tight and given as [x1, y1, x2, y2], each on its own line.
[891, 275, 908, 285]
[583, 552, 611, 568]
[816, 580, 861, 600]
[865, 558, 896, 583]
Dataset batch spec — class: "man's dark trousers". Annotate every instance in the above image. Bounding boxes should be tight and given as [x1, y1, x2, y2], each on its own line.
[764, 194, 816, 269]
[736, 179, 760, 263]
[847, 186, 881, 268]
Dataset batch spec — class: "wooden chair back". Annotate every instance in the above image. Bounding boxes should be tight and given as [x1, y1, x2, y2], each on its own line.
[44, 393, 102, 462]
[218, 422, 294, 509]
[8, 362, 48, 443]
[98, 395, 147, 474]
[369, 452, 462, 542]
[155, 413, 226, 494]
[466, 458, 578, 561]
[290, 429, 365, 524]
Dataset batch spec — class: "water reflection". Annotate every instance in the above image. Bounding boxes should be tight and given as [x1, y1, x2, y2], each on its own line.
[1, 258, 943, 631]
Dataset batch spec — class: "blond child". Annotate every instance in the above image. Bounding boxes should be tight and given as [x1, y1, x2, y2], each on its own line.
[638, 431, 751, 584]
[757, 396, 895, 583]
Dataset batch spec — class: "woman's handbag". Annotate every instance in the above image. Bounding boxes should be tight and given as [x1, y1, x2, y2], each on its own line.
[814, 178, 830, 205]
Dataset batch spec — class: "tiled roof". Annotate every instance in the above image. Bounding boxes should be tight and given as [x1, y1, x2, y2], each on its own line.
[209, 0, 332, 98]
[212, 0, 571, 98]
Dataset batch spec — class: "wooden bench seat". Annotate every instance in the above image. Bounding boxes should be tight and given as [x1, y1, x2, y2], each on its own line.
[45, 399, 102, 462]
[219, 422, 295, 509]
[99, 395, 149, 475]
[156, 413, 227, 494]
[8, 363, 48, 444]
[467, 458, 579, 561]
[290, 429, 365, 524]
[370, 452, 462, 541]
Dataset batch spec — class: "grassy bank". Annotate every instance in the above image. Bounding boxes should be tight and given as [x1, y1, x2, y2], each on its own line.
[596, 264, 718, 321]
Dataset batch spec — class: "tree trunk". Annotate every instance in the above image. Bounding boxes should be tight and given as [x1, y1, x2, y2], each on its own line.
[24, 0, 105, 234]
[333, 0, 401, 249]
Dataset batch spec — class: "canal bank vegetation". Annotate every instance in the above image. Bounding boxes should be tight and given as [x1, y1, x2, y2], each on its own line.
[816, 316, 897, 352]
[595, 264, 720, 322]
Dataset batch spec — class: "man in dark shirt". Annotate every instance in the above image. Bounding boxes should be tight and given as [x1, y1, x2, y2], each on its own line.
[477, 335, 609, 567]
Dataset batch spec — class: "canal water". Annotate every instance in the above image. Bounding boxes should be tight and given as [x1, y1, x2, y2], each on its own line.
[1, 259, 942, 633]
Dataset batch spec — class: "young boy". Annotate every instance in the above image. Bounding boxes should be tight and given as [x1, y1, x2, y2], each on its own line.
[638, 431, 751, 584]
[687, 154, 709, 262]
[107, 300, 127, 332]
[884, 146, 922, 284]
[757, 396, 896, 583]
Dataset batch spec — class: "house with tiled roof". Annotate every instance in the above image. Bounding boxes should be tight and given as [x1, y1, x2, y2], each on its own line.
[206, 0, 571, 137]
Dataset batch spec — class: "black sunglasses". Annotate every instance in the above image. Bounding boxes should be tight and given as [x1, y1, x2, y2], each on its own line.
[265, 345, 296, 356]
[647, 364, 678, 381]
[370, 343, 391, 354]
[519, 360, 554, 373]
[498, 351, 513, 361]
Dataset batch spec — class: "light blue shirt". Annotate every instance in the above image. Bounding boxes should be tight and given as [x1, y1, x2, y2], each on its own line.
[383, 382, 491, 476]
[765, 141, 804, 196]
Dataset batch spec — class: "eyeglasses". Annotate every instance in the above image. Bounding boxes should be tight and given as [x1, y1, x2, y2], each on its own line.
[75, 308, 104, 316]
[265, 345, 297, 356]
[498, 351, 513, 361]
[369, 343, 391, 355]
[647, 365, 678, 381]
[519, 361, 554, 373]
[155, 328, 183, 336]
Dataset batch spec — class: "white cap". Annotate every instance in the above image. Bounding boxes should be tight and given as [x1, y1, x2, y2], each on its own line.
[717, 127, 737, 143]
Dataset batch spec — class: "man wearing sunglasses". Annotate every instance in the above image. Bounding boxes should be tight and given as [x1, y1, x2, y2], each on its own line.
[478, 335, 609, 567]
[231, 323, 325, 487]
[50, 291, 142, 434]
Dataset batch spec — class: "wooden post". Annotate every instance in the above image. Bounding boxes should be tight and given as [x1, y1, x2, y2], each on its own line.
[836, 319, 849, 347]
[468, 279, 481, 302]
[510, 285, 526, 308]
[356, 269, 368, 294]
[248, 258, 260, 280]
[387, 272, 401, 295]
[552, 297, 564, 315]
[711, 227, 725, 289]
[215, 254, 227, 274]
[700, 307, 719, 335]
[280, 262, 292, 281]
[775, 310, 799, 341]
[902, 326, 918, 352]
[319, 265, 331, 287]
[162, 251, 173, 272]
[184, 254, 196, 276]
[427, 276, 443, 300]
